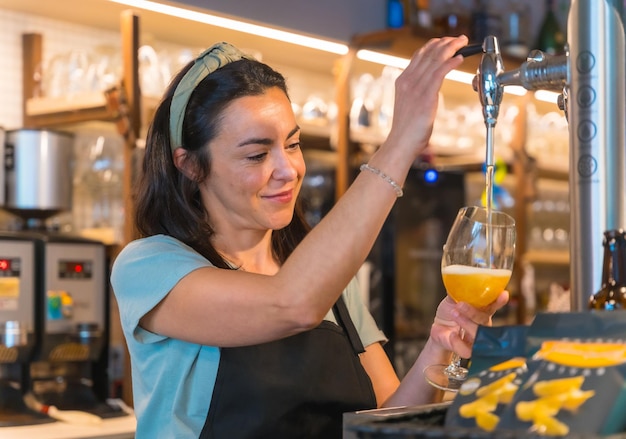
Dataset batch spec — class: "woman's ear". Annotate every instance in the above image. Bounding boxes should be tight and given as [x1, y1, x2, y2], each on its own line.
[172, 148, 197, 180]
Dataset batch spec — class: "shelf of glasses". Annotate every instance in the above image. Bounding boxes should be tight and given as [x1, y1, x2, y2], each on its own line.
[524, 249, 570, 266]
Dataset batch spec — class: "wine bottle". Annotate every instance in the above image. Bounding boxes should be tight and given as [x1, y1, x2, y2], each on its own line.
[588, 229, 626, 310]
[534, 0, 566, 55]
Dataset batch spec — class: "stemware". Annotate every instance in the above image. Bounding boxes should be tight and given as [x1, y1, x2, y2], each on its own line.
[423, 206, 516, 391]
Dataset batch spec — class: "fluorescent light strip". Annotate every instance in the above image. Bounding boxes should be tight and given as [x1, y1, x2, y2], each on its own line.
[357, 49, 475, 84]
[534, 90, 561, 103]
[107, 0, 348, 55]
[356, 49, 410, 70]
[446, 70, 475, 85]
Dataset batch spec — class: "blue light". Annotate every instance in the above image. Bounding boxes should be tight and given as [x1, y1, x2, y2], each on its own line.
[424, 169, 439, 184]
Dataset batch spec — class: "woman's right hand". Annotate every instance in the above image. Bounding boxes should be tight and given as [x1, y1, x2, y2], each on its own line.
[382, 35, 468, 161]
[430, 291, 509, 359]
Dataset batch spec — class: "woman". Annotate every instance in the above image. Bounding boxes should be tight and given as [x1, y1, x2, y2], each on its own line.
[111, 35, 508, 438]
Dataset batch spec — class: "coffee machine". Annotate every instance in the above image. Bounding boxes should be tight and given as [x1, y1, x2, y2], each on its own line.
[0, 128, 124, 421]
[28, 233, 116, 417]
[0, 232, 53, 426]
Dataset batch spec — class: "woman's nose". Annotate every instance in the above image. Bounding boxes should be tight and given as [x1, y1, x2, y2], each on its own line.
[272, 151, 299, 181]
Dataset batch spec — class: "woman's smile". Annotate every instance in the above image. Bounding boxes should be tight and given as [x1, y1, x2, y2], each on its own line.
[262, 189, 294, 203]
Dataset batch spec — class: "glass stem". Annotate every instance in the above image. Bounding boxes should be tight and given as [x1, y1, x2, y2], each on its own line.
[446, 353, 462, 371]
[444, 353, 464, 378]
[445, 328, 467, 379]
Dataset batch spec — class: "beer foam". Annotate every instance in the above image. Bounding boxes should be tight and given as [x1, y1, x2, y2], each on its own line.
[442, 264, 512, 277]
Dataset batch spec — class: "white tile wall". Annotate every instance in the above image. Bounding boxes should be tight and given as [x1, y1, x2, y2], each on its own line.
[0, 7, 120, 129]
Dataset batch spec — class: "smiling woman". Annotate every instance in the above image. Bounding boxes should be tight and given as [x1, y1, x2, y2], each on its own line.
[110, 38, 509, 439]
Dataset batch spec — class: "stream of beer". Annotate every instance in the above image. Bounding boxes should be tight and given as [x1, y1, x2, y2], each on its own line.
[485, 125, 495, 267]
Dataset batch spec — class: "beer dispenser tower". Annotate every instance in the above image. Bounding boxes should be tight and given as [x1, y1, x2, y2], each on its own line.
[471, 0, 626, 311]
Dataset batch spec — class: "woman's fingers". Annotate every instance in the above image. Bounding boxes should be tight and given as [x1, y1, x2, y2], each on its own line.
[388, 35, 468, 151]
[448, 327, 473, 359]
[457, 291, 510, 326]
[448, 291, 511, 355]
[431, 290, 511, 359]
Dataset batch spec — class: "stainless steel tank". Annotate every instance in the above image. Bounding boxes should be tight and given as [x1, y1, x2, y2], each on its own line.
[2, 129, 75, 221]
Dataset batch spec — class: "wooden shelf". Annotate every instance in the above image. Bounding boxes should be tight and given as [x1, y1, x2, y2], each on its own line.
[25, 91, 118, 127]
[535, 160, 569, 180]
[27, 92, 108, 116]
[524, 249, 570, 266]
[24, 95, 336, 165]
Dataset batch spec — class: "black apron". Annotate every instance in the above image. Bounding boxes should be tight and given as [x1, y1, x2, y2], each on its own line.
[199, 296, 378, 439]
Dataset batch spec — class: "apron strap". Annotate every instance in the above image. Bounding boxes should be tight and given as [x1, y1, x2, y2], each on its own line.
[332, 296, 366, 355]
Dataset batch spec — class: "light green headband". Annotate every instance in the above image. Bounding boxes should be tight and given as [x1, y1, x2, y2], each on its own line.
[169, 42, 253, 151]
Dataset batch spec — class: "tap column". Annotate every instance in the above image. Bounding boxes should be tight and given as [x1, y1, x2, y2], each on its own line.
[567, 0, 626, 310]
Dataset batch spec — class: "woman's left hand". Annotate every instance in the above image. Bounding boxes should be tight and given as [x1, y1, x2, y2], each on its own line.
[429, 292, 509, 359]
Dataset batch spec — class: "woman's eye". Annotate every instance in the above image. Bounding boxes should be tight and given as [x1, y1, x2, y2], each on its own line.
[248, 152, 267, 162]
[287, 141, 301, 151]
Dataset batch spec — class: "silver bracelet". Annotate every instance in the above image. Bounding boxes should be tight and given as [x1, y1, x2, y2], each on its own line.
[359, 164, 403, 197]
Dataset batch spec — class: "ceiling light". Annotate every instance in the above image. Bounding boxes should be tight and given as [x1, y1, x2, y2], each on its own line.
[107, 0, 348, 54]
[356, 49, 410, 69]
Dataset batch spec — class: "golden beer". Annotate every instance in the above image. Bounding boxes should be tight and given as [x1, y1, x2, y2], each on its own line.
[442, 264, 512, 308]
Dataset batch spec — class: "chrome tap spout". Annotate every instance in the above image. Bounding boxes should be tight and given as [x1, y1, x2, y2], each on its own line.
[472, 36, 504, 128]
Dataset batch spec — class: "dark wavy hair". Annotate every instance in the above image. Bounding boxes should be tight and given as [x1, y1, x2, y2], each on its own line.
[134, 57, 310, 268]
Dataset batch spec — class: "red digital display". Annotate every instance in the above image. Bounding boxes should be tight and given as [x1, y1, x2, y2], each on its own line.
[71, 263, 83, 273]
[58, 260, 92, 279]
[0, 259, 10, 271]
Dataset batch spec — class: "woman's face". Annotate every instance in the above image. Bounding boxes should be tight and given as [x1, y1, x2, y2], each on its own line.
[200, 87, 306, 235]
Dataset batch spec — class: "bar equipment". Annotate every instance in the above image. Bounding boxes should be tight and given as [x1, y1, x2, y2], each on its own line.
[2, 129, 74, 225]
[0, 128, 125, 422]
[469, 0, 625, 311]
[27, 233, 116, 418]
[0, 233, 52, 426]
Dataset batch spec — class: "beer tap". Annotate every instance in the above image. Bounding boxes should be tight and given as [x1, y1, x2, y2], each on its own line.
[468, 36, 570, 315]
[470, 36, 569, 127]
[467, 37, 568, 205]
[468, 0, 626, 314]
[471, 36, 505, 170]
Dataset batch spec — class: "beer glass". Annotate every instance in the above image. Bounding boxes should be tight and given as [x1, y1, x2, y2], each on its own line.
[424, 206, 516, 391]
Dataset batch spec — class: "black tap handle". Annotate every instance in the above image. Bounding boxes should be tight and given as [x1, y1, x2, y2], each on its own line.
[454, 43, 484, 58]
